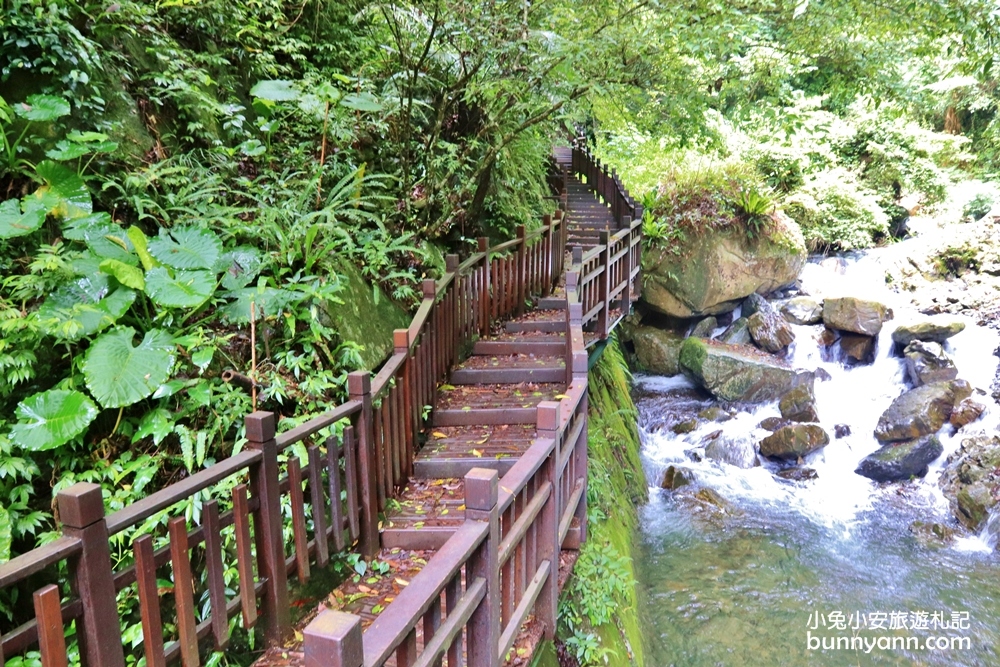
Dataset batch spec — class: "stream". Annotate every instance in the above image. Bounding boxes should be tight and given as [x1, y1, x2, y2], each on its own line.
[633, 236, 1000, 666]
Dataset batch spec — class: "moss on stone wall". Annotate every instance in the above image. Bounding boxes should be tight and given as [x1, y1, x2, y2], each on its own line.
[553, 336, 646, 667]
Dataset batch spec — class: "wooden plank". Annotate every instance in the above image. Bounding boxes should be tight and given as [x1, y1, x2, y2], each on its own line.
[497, 562, 550, 662]
[202, 501, 230, 650]
[431, 408, 536, 427]
[287, 456, 310, 583]
[450, 367, 565, 385]
[231, 484, 258, 629]
[308, 445, 329, 567]
[33, 585, 67, 667]
[412, 577, 486, 667]
[343, 426, 360, 543]
[380, 527, 456, 550]
[168, 517, 200, 667]
[412, 458, 519, 480]
[0, 537, 81, 588]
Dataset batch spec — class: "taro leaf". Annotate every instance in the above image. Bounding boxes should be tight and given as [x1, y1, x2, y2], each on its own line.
[191, 347, 214, 372]
[220, 285, 304, 323]
[34, 160, 92, 218]
[0, 505, 10, 562]
[127, 225, 159, 270]
[64, 213, 136, 264]
[145, 267, 215, 308]
[133, 408, 174, 446]
[0, 198, 46, 238]
[100, 259, 145, 290]
[250, 79, 300, 102]
[14, 95, 71, 122]
[45, 140, 91, 161]
[340, 93, 381, 112]
[10, 389, 99, 451]
[217, 246, 264, 290]
[83, 327, 175, 409]
[37, 275, 136, 341]
[148, 227, 222, 270]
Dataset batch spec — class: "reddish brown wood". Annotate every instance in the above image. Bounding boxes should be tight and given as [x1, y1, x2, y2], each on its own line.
[349, 372, 379, 559]
[422, 596, 442, 667]
[168, 517, 199, 667]
[288, 456, 310, 583]
[33, 585, 67, 667]
[343, 427, 360, 543]
[303, 610, 363, 667]
[464, 469, 499, 667]
[202, 500, 230, 650]
[396, 628, 417, 666]
[231, 483, 258, 629]
[308, 446, 330, 567]
[445, 574, 462, 667]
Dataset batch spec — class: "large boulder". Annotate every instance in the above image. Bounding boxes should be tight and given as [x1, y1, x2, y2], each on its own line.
[718, 317, 752, 345]
[903, 341, 957, 386]
[632, 326, 685, 376]
[940, 436, 1000, 530]
[891, 319, 966, 346]
[748, 309, 795, 353]
[855, 436, 944, 482]
[759, 424, 830, 460]
[873, 380, 973, 443]
[779, 385, 819, 422]
[822, 297, 892, 336]
[781, 297, 823, 325]
[839, 334, 876, 364]
[678, 337, 807, 403]
[950, 398, 985, 430]
[705, 436, 759, 469]
[641, 215, 807, 318]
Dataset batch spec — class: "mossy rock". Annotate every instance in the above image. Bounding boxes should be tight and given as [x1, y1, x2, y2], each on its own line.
[679, 337, 803, 403]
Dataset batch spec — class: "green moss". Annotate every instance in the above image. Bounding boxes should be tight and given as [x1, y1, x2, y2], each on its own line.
[557, 338, 646, 666]
[678, 336, 707, 376]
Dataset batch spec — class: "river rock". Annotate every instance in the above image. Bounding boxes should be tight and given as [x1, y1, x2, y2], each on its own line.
[822, 297, 892, 336]
[776, 466, 818, 482]
[939, 435, 1000, 530]
[950, 398, 985, 430]
[672, 418, 698, 434]
[641, 213, 807, 318]
[690, 316, 718, 339]
[759, 417, 792, 432]
[903, 340, 957, 386]
[855, 436, 944, 482]
[718, 317, 752, 345]
[908, 521, 956, 546]
[748, 309, 795, 353]
[697, 406, 732, 422]
[873, 379, 973, 442]
[742, 293, 770, 319]
[632, 326, 684, 376]
[892, 319, 966, 346]
[834, 424, 851, 438]
[705, 436, 759, 468]
[678, 337, 806, 403]
[779, 385, 819, 422]
[759, 424, 830, 460]
[840, 333, 876, 364]
[660, 465, 695, 490]
[781, 297, 823, 325]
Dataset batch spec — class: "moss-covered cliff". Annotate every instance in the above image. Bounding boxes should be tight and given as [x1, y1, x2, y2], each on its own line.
[534, 337, 647, 667]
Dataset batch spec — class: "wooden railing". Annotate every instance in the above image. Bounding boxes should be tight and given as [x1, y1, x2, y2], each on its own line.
[0, 212, 568, 667]
[570, 139, 644, 229]
[0, 138, 637, 667]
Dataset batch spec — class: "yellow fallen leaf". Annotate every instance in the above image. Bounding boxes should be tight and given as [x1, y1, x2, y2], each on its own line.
[433, 431, 448, 439]
[431, 479, 445, 486]
[395, 577, 409, 586]
[554, 394, 569, 399]
[471, 449, 483, 457]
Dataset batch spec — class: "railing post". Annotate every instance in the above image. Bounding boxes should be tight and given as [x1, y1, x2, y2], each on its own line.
[541, 214, 553, 297]
[478, 237, 491, 336]
[620, 217, 632, 312]
[57, 483, 125, 667]
[303, 610, 363, 667]
[574, 392, 589, 545]
[464, 469, 500, 667]
[597, 231, 610, 338]
[536, 403, 561, 639]
[245, 411, 292, 646]
[515, 225, 527, 316]
[394, 328, 415, 479]
[348, 372, 380, 559]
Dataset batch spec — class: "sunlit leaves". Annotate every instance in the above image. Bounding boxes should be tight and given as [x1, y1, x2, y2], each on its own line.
[10, 390, 99, 451]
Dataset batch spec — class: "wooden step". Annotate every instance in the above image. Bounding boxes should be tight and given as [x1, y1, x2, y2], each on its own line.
[450, 355, 565, 384]
[535, 296, 568, 311]
[413, 456, 520, 479]
[473, 338, 566, 354]
[506, 319, 566, 333]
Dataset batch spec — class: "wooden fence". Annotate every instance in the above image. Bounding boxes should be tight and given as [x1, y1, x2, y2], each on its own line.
[0, 141, 639, 667]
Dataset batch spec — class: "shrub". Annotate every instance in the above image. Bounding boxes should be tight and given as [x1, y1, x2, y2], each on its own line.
[783, 168, 889, 252]
[963, 192, 994, 220]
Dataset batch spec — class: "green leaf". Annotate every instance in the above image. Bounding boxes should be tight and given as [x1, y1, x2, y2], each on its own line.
[127, 225, 159, 270]
[191, 347, 215, 371]
[83, 327, 175, 409]
[145, 267, 216, 308]
[13, 95, 71, 122]
[66, 131, 109, 143]
[340, 93, 381, 112]
[250, 79, 300, 102]
[37, 276, 136, 341]
[100, 259, 145, 290]
[148, 227, 222, 270]
[133, 408, 174, 446]
[0, 505, 10, 562]
[34, 160, 92, 218]
[10, 390, 99, 451]
[220, 285, 304, 323]
[64, 214, 137, 264]
[0, 198, 46, 238]
[217, 246, 264, 290]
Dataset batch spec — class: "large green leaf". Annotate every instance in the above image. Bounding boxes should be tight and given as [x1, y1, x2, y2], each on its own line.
[217, 247, 264, 290]
[10, 389, 99, 451]
[145, 267, 215, 308]
[148, 227, 222, 270]
[34, 160, 92, 217]
[0, 505, 10, 562]
[250, 79, 300, 102]
[64, 213, 137, 264]
[37, 276, 136, 341]
[0, 198, 46, 238]
[221, 285, 305, 323]
[13, 95, 71, 122]
[340, 93, 381, 112]
[100, 259, 145, 290]
[83, 327, 175, 409]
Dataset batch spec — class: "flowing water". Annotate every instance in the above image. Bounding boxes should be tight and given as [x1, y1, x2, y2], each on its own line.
[633, 245, 1000, 666]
